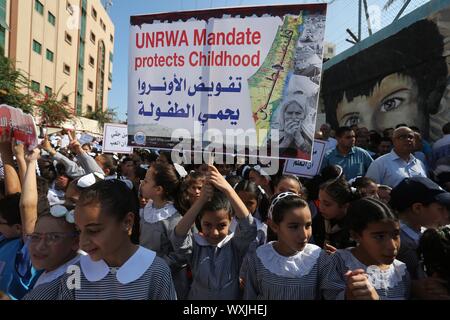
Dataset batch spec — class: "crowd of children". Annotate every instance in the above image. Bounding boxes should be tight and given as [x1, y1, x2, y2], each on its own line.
[0, 125, 449, 300]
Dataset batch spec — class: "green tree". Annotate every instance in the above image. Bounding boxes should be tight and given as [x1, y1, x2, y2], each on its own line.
[35, 88, 73, 127]
[84, 108, 117, 129]
[0, 54, 34, 113]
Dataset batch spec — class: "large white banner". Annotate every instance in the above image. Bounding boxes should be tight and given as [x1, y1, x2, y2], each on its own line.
[128, 4, 327, 161]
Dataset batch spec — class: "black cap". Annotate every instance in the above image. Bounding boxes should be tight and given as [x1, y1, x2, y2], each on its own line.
[389, 177, 450, 211]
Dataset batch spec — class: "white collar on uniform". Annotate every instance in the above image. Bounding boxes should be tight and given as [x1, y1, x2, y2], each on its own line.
[80, 246, 156, 284]
[256, 242, 321, 278]
[34, 254, 81, 288]
[193, 232, 234, 248]
[338, 248, 407, 290]
[142, 202, 178, 223]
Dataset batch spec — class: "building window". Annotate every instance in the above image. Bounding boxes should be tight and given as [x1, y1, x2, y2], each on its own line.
[90, 31, 96, 44]
[65, 32, 72, 44]
[100, 20, 106, 32]
[46, 49, 54, 62]
[48, 12, 56, 26]
[110, 34, 113, 43]
[45, 86, 52, 96]
[109, 52, 113, 63]
[91, 7, 97, 20]
[88, 80, 93, 91]
[66, 1, 74, 15]
[328, 47, 334, 54]
[89, 55, 94, 67]
[62, 95, 69, 103]
[63, 64, 71, 75]
[87, 105, 93, 113]
[32, 40, 42, 54]
[31, 81, 40, 93]
[35, 0, 44, 15]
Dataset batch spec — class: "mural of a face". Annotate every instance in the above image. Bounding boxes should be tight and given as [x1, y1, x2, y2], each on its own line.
[336, 73, 421, 132]
[322, 9, 450, 141]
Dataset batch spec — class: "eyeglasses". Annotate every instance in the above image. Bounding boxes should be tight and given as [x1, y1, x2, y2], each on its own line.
[25, 232, 79, 245]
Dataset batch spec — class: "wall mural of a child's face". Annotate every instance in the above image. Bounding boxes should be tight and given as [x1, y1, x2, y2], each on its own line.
[336, 73, 420, 132]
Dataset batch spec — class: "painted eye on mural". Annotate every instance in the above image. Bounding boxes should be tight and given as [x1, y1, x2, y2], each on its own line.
[379, 97, 404, 112]
[341, 113, 360, 126]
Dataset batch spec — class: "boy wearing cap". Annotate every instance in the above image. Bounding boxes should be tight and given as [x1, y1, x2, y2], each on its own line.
[390, 177, 450, 277]
[390, 177, 450, 299]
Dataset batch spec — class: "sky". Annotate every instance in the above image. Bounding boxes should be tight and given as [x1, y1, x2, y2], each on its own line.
[106, 0, 430, 121]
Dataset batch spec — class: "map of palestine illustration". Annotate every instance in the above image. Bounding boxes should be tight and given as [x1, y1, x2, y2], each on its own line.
[248, 13, 302, 146]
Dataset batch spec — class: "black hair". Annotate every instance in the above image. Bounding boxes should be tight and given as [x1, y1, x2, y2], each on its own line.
[0, 193, 21, 225]
[150, 162, 180, 201]
[319, 178, 360, 206]
[379, 137, 393, 144]
[443, 122, 450, 135]
[352, 177, 377, 190]
[77, 180, 140, 244]
[176, 170, 206, 215]
[226, 175, 243, 188]
[304, 165, 343, 201]
[158, 151, 174, 165]
[199, 191, 233, 221]
[346, 197, 398, 235]
[235, 180, 261, 200]
[418, 227, 450, 291]
[38, 158, 56, 183]
[0, 180, 5, 200]
[274, 175, 305, 197]
[382, 128, 394, 137]
[335, 126, 353, 138]
[322, 19, 447, 139]
[141, 149, 159, 163]
[55, 163, 69, 178]
[270, 194, 309, 225]
[234, 180, 270, 221]
[97, 154, 117, 176]
[81, 143, 92, 150]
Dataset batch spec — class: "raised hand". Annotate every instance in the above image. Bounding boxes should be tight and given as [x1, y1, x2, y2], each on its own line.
[68, 130, 82, 154]
[24, 148, 41, 163]
[345, 269, 379, 300]
[198, 182, 214, 203]
[40, 135, 55, 155]
[12, 139, 25, 160]
[206, 165, 232, 193]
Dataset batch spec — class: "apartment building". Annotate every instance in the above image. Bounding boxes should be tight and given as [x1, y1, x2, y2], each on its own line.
[2, 0, 114, 116]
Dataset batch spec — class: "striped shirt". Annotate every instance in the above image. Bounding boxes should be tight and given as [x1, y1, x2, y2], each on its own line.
[171, 215, 257, 300]
[243, 243, 329, 300]
[22, 277, 61, 300]
[320, 249, 410, 300]
[21, 247, 177, 300]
